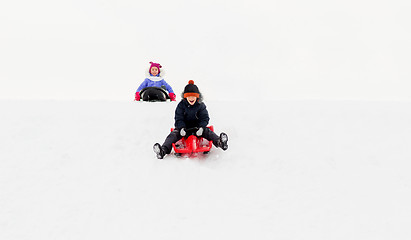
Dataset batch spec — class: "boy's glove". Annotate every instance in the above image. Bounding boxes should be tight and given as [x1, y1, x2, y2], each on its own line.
[169, 92, 176, 101]
[180, 128, 186, 137]
[135, 92, 140, 101]
[196, 127, 204, 137]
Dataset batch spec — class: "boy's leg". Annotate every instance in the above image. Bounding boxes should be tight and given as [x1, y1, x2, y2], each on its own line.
[153, 143, 165, 159]
[202, 128, 228, 150]
[219, 132, 228, 150]
[154, 129, 182, 159]
[162, 129, 182, 154]
[202, 127, 220, 144]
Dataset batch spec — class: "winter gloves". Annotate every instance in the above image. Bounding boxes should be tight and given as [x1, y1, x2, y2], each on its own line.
[180, 127, 204, 137]
[196, 127, 203, 136]
[180, 128, 186, 136]
[135, 92, 140, 101]
[169, 92, 176, 101]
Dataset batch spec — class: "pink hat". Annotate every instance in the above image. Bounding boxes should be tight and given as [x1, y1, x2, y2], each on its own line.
[149, 61, 162, 73]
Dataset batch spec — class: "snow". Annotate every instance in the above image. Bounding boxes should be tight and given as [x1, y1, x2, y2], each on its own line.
[1, 99, 411, 239]
[1, 0, 411, 238]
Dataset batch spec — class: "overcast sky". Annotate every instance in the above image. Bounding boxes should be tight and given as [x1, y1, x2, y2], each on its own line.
[1, 0, 410, 101]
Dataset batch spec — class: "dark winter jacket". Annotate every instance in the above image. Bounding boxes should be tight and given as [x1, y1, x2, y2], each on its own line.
[174, 99, 210, 129]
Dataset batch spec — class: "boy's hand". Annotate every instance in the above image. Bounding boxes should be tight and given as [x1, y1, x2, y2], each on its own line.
[196, 127, 204, 137]
[135, 92, 140, 101]
[169, 92, 176, 101]
[180, 128, 186, 137]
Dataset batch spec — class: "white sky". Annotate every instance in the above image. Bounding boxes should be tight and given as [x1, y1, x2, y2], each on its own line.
[1, 0, 410, 101]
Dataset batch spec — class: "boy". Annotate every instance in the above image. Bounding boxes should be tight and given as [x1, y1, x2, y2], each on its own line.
[153, 80, 228, 159]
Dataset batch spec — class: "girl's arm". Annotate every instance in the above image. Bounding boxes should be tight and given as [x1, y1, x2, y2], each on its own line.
[136, 79, 149, 92]
[161, 80, 174, 93]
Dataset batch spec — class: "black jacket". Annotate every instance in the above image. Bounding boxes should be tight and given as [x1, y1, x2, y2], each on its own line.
[174, 99, 210, 129]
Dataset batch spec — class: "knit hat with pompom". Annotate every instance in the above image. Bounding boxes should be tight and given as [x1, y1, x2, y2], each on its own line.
[149, 61, 162, 74]
[183, 80, 200, 98]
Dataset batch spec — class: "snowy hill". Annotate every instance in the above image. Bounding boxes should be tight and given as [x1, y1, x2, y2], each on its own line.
[2, 0, 411, 238]
[1, 99, 411, 239]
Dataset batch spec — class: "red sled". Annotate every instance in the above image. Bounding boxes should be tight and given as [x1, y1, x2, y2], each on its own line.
[171, 126, 214, 157]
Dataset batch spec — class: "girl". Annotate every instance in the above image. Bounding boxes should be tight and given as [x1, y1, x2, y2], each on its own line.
[135, 62, 176, 101]
[153, 80, 228, 159]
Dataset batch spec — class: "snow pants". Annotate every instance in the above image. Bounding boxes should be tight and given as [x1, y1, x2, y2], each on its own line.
[162, 128, 220, 154]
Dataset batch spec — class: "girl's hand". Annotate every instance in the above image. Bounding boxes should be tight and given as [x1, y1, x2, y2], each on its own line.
[169, 92, 176, 101]
[135, 92, 140, 101]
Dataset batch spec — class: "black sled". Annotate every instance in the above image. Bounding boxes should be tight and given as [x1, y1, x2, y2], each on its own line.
[139, 87, 170, 102]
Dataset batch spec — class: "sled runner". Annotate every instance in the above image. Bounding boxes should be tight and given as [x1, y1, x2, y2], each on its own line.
[139, 87, 171, 102]
[171, 126, 214, 156]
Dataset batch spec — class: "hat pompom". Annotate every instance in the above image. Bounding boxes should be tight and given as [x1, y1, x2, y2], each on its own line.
[183, 80, 200, 98]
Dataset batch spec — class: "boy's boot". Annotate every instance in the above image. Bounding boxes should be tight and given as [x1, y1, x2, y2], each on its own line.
[153, 143, 166, 159]
[218, 133, 228, 150]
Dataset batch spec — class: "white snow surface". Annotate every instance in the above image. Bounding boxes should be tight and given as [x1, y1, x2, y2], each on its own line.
[1, 99, 411, 239]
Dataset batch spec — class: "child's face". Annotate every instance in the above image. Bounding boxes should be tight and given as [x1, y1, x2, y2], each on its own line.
[150, 67, 159, 76]
[186, 96, 197, 105]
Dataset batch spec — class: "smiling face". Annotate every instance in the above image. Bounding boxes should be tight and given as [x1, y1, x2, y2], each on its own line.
[186, 96, 197, 105]
[150, 67, 159, 76]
